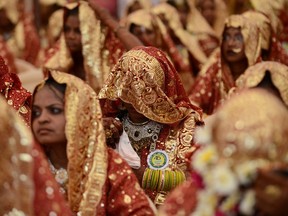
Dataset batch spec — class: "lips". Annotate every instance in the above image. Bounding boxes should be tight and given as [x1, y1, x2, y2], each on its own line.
[37, 128, 54, 135]
[226, 50, 238, 56]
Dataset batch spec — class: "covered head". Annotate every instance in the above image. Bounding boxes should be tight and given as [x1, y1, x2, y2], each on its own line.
[44, 1, 117, 93]
[196, 88, 288, 163]
[222, 14, 262, 66]
[0, 0, 19, 24]
[33, 70, 107, 214]
[124, 9, 164, 47]
[242, 10, 272, 50]
[99, 46, 201, 124]
[236, 61, 288, 106]
[190, 88, 288, 214]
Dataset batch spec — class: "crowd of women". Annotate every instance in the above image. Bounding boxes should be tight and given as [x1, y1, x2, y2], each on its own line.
[0, 0, 288, 215]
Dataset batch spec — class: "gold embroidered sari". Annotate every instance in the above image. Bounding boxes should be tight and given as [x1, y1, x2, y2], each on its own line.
[44, 1, 124, 93]
[235, 61, 288, 106]
[99, 46, 203, 205]
[36, 70, 154, 215]
[189, 14, 262, 115]
[0, 0, 40, 65]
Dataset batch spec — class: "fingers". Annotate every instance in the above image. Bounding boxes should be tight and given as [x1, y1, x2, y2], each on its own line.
[103, 117, 123, 148]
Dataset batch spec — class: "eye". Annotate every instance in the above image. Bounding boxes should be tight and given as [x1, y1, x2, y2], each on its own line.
[49, 107, 63, 115]
[32, 107, 41, 119]
[235, 34, 243, 42]
[223, 34, 230, 41]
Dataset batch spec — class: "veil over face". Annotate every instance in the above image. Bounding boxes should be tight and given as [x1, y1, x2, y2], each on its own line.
[99, 46, 202, 124]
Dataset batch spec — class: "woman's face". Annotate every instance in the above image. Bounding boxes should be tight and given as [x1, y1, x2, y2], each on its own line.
[198, 0, 216, 26]
[130, 24, 157, 47]
[32, 85, 67, 147]
[221, 27, 246, 63]
[64, 14, 82, 54]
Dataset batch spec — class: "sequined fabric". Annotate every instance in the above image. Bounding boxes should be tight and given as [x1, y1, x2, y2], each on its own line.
[0, 0, 40, 65]
[0, 56, 31, 125]
[189, 15, 262, 115]
[36, 70, 154, 215]
[0, 96, 72, 216]
[124, 9, 195, 89]
[99, 46, 201, 124]
[0, 96, 33, 215]
[235, 61, 288, 106]
[99, 46, 203, 204]
[44, 1, 124, 93]
[159, 89, 288, 215]
[243, 10, 288, 66]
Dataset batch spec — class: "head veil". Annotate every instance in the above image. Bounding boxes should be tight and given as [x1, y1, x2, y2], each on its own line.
[34, 70, 107, 214]
[99, 46, 202, 124]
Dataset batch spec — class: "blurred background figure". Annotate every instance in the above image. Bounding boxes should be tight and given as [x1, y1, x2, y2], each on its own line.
[159, 88, 288, 215]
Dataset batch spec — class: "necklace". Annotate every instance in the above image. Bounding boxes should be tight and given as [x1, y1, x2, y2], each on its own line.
[48, 159, 68, 193]
[123, 115, 162, 153]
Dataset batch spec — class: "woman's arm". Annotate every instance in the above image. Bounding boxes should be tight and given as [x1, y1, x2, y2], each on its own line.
[88, 0, 143, 50]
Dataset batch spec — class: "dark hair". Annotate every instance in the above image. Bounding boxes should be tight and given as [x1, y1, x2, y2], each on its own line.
[64, 6, 79, 23]
[256, 70, 282, 102]
[44, 77, 67, 101]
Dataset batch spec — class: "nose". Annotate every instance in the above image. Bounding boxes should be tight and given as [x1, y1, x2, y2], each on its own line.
[227, 37, 236, 47]
[37, 110, 50, 124]
[66, 30, 76, 40]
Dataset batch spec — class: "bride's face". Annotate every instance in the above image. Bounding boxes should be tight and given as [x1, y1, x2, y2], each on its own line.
[32, 85, 67, 147]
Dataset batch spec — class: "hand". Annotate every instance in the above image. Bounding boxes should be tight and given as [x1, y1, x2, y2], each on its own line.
[255, 169, 288, 216]
[102, 117, 123, 149]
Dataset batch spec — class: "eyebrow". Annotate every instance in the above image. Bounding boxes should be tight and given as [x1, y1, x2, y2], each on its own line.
[33, 103, 64, 108]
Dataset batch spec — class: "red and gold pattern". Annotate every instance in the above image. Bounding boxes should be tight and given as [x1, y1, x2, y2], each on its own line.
[37, 70, 154, 215]
[189, 15, 262, 115]
[124, 9, 195, 90]
[0, 96, 72, 215]
[159, 89, 288, 215]
[44, 1, 125, 93]
[235, 61, 288, 106]
[99, 46, 203, 204]
[0, 0, 40, 66]
[243, 10, 288, 66]
[0, 56, 31, 125]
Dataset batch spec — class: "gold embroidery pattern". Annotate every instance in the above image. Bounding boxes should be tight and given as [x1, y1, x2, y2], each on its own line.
[0, 97, 33, 215]
[45, 1, 113, 93]
[236, 61, 288, 106]
[50, 71, 107, 215]
[225, 15, 261, 66]
[99, 49, 192, 124]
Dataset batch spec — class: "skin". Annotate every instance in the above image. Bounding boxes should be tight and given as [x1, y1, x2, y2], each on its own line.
[130, 24, 157, 47]
[197, 0, 216, 27]
[63, 15, 82, 54]
[123, 102, 149, 124]
[63, 13, 86, 80]
[32, 85, 68, 169]
[221, 27, 248, 80]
